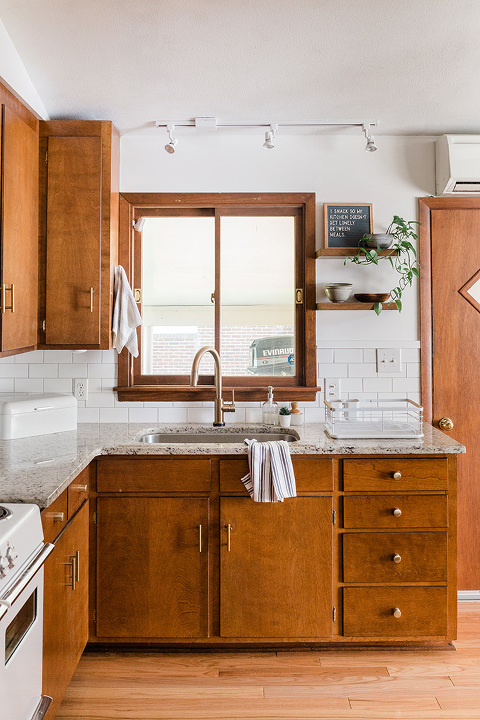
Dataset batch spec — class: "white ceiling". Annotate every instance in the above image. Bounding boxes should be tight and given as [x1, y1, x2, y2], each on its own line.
[0, 0, 479, 136]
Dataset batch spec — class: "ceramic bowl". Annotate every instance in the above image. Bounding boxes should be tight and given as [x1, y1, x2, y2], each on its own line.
[325, 283, 352, 302]
[364, 233, 394, 249]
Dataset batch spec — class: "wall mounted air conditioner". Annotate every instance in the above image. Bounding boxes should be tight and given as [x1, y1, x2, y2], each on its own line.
[436, 135, 480, 194]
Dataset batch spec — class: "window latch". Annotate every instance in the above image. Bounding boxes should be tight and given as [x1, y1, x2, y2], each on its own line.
[210, 292, 215, 304]
[295, 288, 304, 304]
[134, 289, 141, 303]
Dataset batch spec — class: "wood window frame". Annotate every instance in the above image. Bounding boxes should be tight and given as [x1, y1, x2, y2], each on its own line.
[116, 193, 318, 402]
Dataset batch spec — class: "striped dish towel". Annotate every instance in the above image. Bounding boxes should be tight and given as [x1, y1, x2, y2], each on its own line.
[112, 266, 143, 357]
[241, 439, 297, 502]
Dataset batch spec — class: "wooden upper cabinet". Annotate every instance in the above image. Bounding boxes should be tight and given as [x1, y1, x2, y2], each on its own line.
[40, 121, 119, 348]
[1, 105, 38, 352]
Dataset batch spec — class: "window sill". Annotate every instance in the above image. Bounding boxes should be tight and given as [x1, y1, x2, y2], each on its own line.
[115, 386, 321, 403]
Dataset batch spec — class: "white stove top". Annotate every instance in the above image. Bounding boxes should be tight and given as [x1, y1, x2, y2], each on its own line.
[0, 503, 44, 594]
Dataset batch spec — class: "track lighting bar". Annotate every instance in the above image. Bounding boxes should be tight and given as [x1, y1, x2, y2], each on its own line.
[157, 119, 379, 153]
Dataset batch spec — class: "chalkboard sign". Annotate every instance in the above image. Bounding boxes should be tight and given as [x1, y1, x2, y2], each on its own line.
[324, 203, 373, 249]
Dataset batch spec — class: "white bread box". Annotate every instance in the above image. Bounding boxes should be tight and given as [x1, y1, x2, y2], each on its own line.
[0, 393, 77, 440]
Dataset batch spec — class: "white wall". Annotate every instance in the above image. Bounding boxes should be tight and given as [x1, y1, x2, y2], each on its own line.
[121, 133, 435, 347]
[0, 19, 48, 119]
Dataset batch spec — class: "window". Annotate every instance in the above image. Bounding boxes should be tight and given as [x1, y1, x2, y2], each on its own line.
[117, 194, 316, 401]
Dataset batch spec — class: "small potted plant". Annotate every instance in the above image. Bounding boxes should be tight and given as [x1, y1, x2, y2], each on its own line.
[279, 406, 291, 428]
[345, 215, 420, 315]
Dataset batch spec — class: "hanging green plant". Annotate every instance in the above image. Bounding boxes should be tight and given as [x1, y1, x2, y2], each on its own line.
[344, 216, 420, 314]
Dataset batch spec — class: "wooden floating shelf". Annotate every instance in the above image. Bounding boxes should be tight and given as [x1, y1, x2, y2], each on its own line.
[316, 302, 398, 311]
[315, 248, 399, 258]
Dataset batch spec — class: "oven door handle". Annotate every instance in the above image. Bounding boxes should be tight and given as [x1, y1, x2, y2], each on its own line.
[0, 542, 55, 620]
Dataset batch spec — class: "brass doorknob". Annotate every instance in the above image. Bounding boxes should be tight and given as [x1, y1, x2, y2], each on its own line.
[438, 417, 454, 431]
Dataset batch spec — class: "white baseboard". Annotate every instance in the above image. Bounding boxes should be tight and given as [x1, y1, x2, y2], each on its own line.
[458, 590, 480, 601]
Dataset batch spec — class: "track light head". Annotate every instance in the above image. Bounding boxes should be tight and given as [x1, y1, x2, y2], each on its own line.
[263, 124, 278, 150]
[362, 123, 377, 152]
[165, 123, 177, 154]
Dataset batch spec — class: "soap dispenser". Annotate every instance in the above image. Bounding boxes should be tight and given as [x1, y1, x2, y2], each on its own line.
[262, 386, 279, 425]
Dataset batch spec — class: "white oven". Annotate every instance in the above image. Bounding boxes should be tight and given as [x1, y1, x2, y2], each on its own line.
[0, 504, 54, 720]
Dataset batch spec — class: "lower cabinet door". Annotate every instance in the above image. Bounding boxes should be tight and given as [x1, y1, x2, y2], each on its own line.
[96, 497, 209, 638]
[220, 497, 333, 638]
[43, 502, 89, 719]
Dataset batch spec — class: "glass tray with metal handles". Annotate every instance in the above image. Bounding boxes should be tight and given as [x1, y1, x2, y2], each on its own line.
[324, 398, 423, 439]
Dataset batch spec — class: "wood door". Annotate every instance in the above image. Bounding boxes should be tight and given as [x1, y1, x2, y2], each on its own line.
[1, 105, 38, 351]
[220, 497, 333, 638]
[43, 502, 89, 720]
[45, 136, 101, 345]
[421, 198, 480, 589]
[96, 497, 209, 638]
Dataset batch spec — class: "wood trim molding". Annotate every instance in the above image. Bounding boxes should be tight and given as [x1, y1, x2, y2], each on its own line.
[117, 193, 317, 402]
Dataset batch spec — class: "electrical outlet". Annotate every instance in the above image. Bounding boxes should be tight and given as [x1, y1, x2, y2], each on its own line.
[74, 379, 88, 401]
[324, 377, 341, 400]
[376, 348, 402, 374]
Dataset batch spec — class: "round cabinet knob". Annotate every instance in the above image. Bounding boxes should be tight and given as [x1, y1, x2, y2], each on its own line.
[393, 508, 402, 518]
[392, 471, 402, 480]
[5, 545, 18, 568]
[393, 553, 402, 563]
[393, 607, 402, 618]
[0, 555, 9, 578]
[438, 417, 454, 431]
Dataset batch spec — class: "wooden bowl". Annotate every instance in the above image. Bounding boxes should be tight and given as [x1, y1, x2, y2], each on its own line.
[354, 293, 390, 303]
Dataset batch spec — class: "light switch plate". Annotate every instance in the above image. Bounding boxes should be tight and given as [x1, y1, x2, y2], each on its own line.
[376, 348, 402, 374]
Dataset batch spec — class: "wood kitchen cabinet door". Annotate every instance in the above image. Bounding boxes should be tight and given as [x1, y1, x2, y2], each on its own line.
[45, 136, 102, 345]
[220, 497, 333, 638]
[1, 105, 38, 351]
[43, 501, 89, 720]
[96, 497, 209, 638]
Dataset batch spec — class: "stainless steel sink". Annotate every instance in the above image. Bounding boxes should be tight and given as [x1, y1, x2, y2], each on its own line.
[139, 432, 298, 444]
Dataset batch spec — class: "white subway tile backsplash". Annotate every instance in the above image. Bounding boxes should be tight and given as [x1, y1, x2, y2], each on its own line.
[29, 364, 58, 378]
[87, 364, 117, 379]
[15, 350, 43, 363]
[317, 363, 348, 377]
[0, 364, 28, 378]
[348, 363, 377, 378]
[0, 346, 422, 421]
[334, 348, 363, 364]
[128, 408, 158, 423]
[14, 379, 43, 393]
[58, 363, 88, 378]
[77, 407, 100, 423]
[43, 350, 73, 363]
[43, 379, 74, 394]
[99, 408, 129, 423]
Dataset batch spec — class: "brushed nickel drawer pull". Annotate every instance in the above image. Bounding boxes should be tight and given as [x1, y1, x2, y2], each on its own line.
[71, 484, 88, 493]
[393, 471, 402, 480]
[4, 284, 14, 313]
[393, 508, 402, 517]
[53, 512, 64, 523]
[393, 607, 402, 618]
[226, 523, 232, 552]
[198, 524, 202, 553]
[90, 287, 94, 312]
[75, 550, 80, 583]
[393, 553, 402, 563]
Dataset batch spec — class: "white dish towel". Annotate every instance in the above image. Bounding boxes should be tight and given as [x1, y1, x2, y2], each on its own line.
[241, 439, 297, 502]
[112, 266, 143, 357]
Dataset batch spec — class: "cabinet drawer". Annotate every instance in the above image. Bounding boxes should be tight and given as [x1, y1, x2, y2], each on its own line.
[343, 495, 448, 529]
[41, 490, 68, 543]
[219, 457, 334, 493]
[343, 458, 448, 492]
[68, 466, 90, 517]
[97, 457, 211, 492]
[343, 532, 448, 583]
[343, 587, 448, 637]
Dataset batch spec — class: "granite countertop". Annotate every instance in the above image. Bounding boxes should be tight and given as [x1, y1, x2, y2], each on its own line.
[0, 422, 465, 508]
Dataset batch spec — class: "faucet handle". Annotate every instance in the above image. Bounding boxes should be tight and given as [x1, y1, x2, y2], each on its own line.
[223, 389, 236, 412]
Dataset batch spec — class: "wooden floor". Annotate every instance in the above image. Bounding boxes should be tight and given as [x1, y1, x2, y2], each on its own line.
[57, 603, 480, 719]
